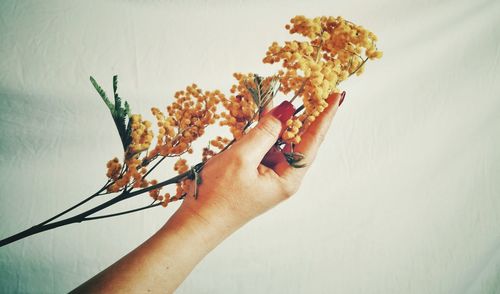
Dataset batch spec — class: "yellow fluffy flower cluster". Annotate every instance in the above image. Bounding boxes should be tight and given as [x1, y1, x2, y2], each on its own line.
[173, 158, 189, 174]
[106, 160, 147, 193]
[264, 15, 382, 143]
[282, 118, 303, 144]
[202, 147, 216, 162]
[210, 136, 231, 150]
[147, 83, 224, 159]
[110, 162, 147, 192]
[128, 114, 153, 155]
[105, 84, 224, 195]
[105, 157, 122, 180]
[219, 73, 258, 139]
[146, 84, 224, 201]
[147, 179, 172, 207]
[105, 115, 153, 192]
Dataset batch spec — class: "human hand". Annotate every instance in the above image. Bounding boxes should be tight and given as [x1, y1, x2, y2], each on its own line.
[176, 91, 346, 235]
[71, 92, 345, 294]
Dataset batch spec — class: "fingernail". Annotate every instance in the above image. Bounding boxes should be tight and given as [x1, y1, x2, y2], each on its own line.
[270, 101, 296, 126]
[339, 91, 346, 107]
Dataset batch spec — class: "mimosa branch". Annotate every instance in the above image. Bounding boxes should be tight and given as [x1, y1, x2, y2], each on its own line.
[0, 15, 381, 248]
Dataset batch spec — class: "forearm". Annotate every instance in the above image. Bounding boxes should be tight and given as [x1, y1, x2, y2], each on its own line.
[71, 206, 239, 293]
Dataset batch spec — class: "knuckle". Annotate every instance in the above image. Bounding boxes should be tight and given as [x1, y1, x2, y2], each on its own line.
[229, 151, 250, 167]
[257, 118, 281, 139]
[280, 179, 300, 198]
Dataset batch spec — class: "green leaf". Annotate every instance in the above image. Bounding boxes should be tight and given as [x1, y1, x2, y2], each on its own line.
[253, 74, 263, 106]
[113, 75, 118, 95]
[249, 87, 260, 106]
[124, 101, 130, 116]
[244, 74, 281, 111]
[90, 75, 133, 152]
[90, 76, 114, 112]
[113, 75, 122, 113]
[244, 81, 260, 106]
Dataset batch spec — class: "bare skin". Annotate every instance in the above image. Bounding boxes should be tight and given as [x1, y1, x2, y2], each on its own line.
[71, 92, 344, 293]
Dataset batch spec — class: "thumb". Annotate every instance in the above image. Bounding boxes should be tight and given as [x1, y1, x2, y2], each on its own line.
[230, 101, 295, 164]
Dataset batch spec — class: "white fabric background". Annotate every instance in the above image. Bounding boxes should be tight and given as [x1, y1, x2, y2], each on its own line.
[1, 0, 499, 293]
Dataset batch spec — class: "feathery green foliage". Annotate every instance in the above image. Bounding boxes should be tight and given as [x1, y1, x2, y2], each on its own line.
[90, 75, 132, 151]
[245, 74, 280, 115]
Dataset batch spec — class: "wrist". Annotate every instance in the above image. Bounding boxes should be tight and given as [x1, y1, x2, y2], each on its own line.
[165, 203, 242, 247]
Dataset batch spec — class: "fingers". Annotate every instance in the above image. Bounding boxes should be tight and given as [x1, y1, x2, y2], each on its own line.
[275, 91, 345, 178]
[229, 101, 295, 165]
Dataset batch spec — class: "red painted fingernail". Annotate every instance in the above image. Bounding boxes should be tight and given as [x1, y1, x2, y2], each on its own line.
[270, 101, 296, 126]
[339, 91, 346, 107]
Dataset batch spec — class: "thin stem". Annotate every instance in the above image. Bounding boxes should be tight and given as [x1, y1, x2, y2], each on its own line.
[342, 48, 363, 60]
[126, 140, 192, 193]
[0, 192, 128, 247]
[294, 104, 305, 115]
[348, 57, 369, 78]
[142, 156, 166, 179]
[0, 168, 193, 247]
[289, 79, 308, 103]
[83, 202, 163, 221]
[37, 180, 111, 227]
[96, 190, 115, 196]
[315, 36, 324, 63]
[124, 170, 191, 199]
[125, 155, 167, 193]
